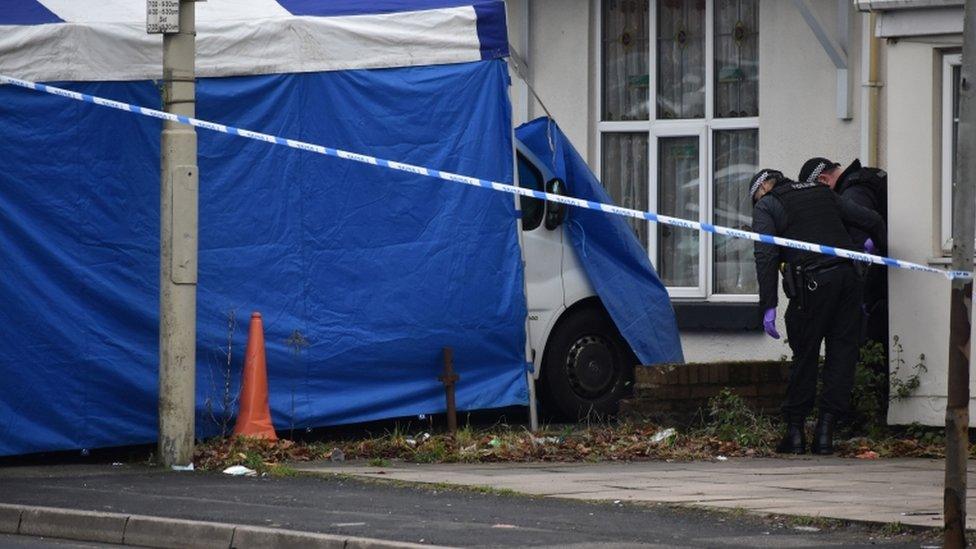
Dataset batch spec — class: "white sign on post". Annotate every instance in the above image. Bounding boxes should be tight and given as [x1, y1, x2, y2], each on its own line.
[147, 0, 180, 34]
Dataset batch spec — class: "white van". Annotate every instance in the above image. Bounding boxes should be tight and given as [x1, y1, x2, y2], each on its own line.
[515, 140, 638, 421]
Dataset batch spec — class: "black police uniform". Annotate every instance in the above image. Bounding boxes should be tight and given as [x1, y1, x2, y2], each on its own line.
[834, 160, 888, 347]
[752, 177, 886, 451]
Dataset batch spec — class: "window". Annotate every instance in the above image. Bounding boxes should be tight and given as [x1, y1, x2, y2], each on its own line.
[599, 0, 759, 300]
[517, 153, 545, 231]
[941, 52, 961, 255]
[601, 133, 649, 243]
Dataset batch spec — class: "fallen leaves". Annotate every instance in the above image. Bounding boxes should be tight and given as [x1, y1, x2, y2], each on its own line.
[191, 421, 967, 473]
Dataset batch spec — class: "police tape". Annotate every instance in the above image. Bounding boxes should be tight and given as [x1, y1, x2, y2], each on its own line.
[1, 74, 971, 280]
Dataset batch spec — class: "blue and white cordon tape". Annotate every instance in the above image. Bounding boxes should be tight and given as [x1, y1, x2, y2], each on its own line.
[0, 74, 971, 280]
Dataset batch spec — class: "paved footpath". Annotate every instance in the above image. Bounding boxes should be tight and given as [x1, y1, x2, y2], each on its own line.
[0, 463, 934, 548]
[295, 456, 975, 531]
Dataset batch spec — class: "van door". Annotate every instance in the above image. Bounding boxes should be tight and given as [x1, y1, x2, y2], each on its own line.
[516, 151, 564, 365]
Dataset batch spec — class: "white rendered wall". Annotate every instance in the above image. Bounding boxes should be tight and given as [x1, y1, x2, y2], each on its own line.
[759, 1, 863, 173]
[519, 0, 593, 155]
[506, 0, 530, 126]
[882, 37, 976, 426]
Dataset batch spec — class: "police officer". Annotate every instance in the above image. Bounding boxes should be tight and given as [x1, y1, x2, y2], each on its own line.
[750, 169, 886, 454]
[799, 157, 888, 349]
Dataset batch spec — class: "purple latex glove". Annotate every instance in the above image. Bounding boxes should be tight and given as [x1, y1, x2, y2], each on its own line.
[864, 238, 876, 254]
[763, 307, 780, 339]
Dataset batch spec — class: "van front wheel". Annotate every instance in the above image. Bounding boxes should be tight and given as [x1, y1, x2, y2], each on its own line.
[539, 308, 635, 420]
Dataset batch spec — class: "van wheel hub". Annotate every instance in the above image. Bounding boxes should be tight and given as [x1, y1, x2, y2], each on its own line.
[565, 335, 616, 398]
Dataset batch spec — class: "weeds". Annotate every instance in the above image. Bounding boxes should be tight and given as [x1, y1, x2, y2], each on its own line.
[266, 464, 299, 477]
[696, 388, 778, 452]
[204, 309, 240, 437]
[284, 329, 309, 438]
[194, 421, 759, 472]
[786, 514, 838, 529]
[889, 336, 927, 401]
[877, 521, 911, 536]
[847, 340, 888, 438]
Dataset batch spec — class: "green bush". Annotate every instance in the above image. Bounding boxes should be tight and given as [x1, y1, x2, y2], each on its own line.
[848, 340, 888, 438]
[700, 388, 777, 450]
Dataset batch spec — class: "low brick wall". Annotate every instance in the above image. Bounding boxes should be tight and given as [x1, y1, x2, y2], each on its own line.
[621, 361, 791, 426]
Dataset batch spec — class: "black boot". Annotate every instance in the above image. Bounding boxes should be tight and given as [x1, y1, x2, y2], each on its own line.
[776, 421, 806, 454]
[812, 413, 837, 455]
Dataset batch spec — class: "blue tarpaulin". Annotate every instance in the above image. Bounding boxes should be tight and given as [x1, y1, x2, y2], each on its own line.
[516, 118, 684, 366]
[0, 60, 528, 457]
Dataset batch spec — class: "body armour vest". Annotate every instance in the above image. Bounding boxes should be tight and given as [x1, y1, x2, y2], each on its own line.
[770, 180, 855, 267]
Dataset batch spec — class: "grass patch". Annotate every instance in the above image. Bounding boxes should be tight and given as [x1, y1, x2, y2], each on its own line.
[193, 420, 752, 473]
[786, 514, 841, 529]
[877, 521, 912, 536]
[192, 413, 971, 472]
[266, 464, 299, 477]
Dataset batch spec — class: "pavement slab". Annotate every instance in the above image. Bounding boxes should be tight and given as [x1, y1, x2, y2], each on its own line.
[294, 456, 976, 530]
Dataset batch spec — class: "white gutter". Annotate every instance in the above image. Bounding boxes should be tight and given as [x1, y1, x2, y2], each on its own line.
[855, 0, 963, 12]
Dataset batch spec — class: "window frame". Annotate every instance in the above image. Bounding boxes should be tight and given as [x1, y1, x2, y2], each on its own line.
[595, 0, 760, 302]
[941, 52, 962, 255]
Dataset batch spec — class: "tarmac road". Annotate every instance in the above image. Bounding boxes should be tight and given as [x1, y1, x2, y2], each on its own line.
[0, 464, 935, 548]
[0, 534, 118, 548]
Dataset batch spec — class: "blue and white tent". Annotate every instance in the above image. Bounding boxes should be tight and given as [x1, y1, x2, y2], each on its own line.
[0, 1, 525, 456]
[1, 1, 508, 81]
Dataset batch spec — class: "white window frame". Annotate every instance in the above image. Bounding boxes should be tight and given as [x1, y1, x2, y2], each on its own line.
[595, 0, 760, 302]
[941, 52, 962, 255]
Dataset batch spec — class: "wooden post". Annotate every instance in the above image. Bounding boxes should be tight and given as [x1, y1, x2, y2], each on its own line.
[945, 3, 976, 547]
[439, 347, 459, 434]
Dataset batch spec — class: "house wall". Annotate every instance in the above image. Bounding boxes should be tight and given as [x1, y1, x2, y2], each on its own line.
[507, 0, 976, 425]
[759, 1, 863, 173]
[509, 0, 593, 152]
[882, 35, 976, 426]
[508, 1, 865, 364]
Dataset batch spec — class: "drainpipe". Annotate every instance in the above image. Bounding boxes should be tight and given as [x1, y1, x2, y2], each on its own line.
[861, 11, 882, 166]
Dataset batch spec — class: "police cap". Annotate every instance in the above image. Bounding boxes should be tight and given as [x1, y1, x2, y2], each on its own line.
[798, 157, 841, 184]
[748, 169, 784, 200]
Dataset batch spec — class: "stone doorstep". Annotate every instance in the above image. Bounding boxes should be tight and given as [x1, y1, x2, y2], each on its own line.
[0, 503, 450, 549]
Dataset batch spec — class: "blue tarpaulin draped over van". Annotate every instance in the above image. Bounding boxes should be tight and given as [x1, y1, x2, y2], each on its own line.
[516, 118, 684, 366]
[0, 2, 527, 457]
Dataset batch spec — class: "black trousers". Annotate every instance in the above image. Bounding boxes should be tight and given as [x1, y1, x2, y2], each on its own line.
[782, 263, 863, 421]
[861, 266, 888, 347]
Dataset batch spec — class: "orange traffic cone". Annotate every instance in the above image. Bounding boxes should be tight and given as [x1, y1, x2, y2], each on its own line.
[233, 312, 278, 440]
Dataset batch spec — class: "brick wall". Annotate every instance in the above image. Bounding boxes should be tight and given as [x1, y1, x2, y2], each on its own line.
[621, 361, 791, 426]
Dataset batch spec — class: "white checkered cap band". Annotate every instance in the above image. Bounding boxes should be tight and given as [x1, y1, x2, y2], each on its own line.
[749, 171, 771, 197]
[806, 162, 828, 183]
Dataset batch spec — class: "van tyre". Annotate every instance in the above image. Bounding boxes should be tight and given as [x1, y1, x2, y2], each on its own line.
[539, 307, 635, 420]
